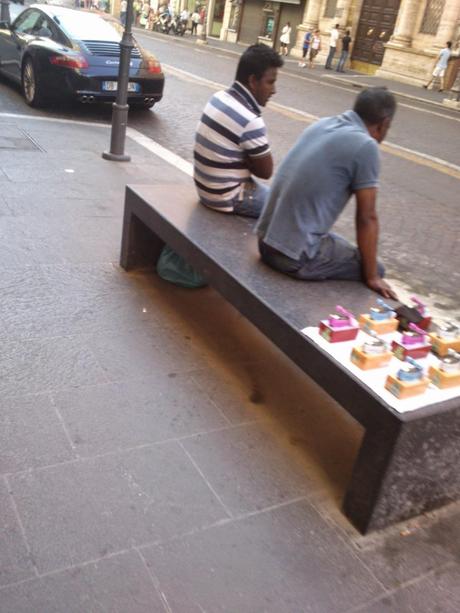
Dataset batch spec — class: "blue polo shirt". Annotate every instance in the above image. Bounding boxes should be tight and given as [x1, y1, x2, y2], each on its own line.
[256, 110, 380, 260]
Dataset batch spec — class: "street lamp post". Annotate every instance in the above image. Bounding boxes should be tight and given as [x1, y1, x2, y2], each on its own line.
[102, 0, 134, 162]
[0, 0, 10, 23]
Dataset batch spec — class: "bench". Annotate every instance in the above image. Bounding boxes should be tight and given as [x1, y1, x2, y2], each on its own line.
[120, 183, 460, 534]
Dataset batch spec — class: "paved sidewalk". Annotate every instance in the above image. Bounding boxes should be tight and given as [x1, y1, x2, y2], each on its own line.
[0, 114, 459, 612]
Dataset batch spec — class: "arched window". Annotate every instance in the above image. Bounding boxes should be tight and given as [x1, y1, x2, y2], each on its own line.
[420, 0, 445, 35]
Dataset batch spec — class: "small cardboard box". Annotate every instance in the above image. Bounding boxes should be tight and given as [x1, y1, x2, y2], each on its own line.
[319, 320, 359, 343]
[391, 340, 432, 361]
[359, 313, 398, 335]
[428, 365, 460, 389]
[429, 333, 460, 357]
[385, 374, 430, 399]
[350, 346, 392, 370]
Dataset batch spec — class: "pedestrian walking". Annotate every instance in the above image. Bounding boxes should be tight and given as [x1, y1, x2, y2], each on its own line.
[423, 41, 452, 92]
[139, 0, 150, 28]
[309, 30, 321, 68]
[279, 22, 292, 57]
[336, 30, 351, 73]
[191, 10, 200, 35]
[119, 0, 127, 26]
[325, 23, 339, 69]
[194, 45, 283, 218]
[299, 30, 312, 67]
[133, 0, 141, 25]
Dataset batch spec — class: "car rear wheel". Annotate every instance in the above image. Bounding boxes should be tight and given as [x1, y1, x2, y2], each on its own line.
[22, 58, 46, 108]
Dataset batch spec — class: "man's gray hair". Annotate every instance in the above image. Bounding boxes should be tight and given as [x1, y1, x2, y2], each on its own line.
[353, 88, 397, 125]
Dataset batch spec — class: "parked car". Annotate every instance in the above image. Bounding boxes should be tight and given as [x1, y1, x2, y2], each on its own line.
[0, 4, 165, 108]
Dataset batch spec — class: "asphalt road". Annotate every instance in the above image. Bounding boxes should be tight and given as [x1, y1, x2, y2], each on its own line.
[0, 28, 459, 316]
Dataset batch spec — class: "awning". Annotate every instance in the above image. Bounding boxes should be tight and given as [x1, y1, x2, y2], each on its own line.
[277, 0, 301, 4]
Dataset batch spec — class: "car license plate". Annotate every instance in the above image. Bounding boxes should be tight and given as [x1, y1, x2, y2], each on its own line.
[102, 81, 140, 92]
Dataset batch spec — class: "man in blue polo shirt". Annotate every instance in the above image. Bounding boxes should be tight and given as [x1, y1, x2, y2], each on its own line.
[257, 88, 397, 299]
[194, 44, 283, 218]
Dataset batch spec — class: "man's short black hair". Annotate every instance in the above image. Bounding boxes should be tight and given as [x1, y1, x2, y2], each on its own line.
[447, 41, 452, 48]
[235, 44, 284, 85]
[353, 87, 397, 125]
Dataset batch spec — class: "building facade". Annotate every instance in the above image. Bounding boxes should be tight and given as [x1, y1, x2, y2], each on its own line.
[215, 0, 460, 86]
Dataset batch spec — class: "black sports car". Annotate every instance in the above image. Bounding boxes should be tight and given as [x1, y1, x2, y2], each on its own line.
[0, 4, 164, 108]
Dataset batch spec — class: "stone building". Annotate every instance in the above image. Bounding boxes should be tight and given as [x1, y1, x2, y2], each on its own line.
[215, 0, 460, 86]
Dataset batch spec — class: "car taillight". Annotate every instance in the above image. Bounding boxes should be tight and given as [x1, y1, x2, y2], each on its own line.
[145, 59, 161, 74]
[49, 54, 88, 69]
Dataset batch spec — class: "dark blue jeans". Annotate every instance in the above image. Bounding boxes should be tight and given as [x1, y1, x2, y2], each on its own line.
[232, 179, 269, 219]
[336, 50, 349, 72]
[325, 47, 336, 69]
[259, 233, 385, 281]
[201, 179, 268, 219]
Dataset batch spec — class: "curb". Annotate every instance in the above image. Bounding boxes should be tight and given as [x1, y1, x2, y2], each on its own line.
[323, 75, 456, 111]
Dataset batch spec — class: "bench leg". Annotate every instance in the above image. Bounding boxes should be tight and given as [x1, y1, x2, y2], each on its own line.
[120, 207, 164, 271]
[344, 409, 460, 533]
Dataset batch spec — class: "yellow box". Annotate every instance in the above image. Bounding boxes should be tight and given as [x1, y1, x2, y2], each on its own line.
[385, 374, 430, 399]
[350, 346, 392, 370]
[359, 314, 398, 335]
[428, 365, 460, 389]
[429, 333, 460, 357]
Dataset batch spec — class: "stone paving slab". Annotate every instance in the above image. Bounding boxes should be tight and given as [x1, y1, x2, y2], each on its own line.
[141, 500, 383, 613]
[0, 550, 166, 613]
[0, 393, 73, 474]
[0, 480, 35, 588]
[52, 374, 230, 456]
[9, 443, 228, 574]
[356, 564, 460, 613]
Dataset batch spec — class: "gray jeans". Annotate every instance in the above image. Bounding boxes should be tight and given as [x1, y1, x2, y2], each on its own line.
[259, 233, 385, 281]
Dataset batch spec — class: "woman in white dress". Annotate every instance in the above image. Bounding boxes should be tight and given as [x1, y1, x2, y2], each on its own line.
[279, 22, 291, 56]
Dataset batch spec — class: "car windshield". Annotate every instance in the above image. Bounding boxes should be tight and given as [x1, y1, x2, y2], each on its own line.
[52, 10, 121, 41]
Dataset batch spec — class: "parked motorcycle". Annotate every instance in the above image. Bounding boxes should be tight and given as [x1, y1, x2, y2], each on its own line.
[169, 14, 187, 36]
[153, 11, 171, 34]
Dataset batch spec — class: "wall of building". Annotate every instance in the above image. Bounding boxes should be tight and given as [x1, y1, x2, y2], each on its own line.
[218, 0, 459, 87]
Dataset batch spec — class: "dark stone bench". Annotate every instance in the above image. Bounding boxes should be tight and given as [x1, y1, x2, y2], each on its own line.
[120, 183, 460, 534]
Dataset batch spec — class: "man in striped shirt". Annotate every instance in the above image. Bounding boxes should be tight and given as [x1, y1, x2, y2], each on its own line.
[194, 44, 283, 218]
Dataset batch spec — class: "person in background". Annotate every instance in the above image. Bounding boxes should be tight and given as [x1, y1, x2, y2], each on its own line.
[256, 88, 398, 299]
[279, 22, 292, 57]
[180, 7, 190, 31]
[119, 0, 127, 26]
[191, 9, 200, 35]
[325, 23, 339, 69]
[299, 29, 312, 68]
[423, 41, 452, 92]
[139, 0, 150, 28]
[336, 29, 351, 73]
[133, 0, 141, 25]
[309, 29, 321, 68]
[194, 44, 283, 218]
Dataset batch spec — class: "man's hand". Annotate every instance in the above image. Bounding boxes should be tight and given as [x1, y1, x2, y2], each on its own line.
[366, 277, 398, 300]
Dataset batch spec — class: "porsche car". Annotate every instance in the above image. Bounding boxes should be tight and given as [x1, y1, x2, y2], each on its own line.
[0, 4, 164, 108]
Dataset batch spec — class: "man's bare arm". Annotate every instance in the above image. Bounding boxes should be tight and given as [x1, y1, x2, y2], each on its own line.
[355, 187, 397, 299]
[247, 153, 273, 180]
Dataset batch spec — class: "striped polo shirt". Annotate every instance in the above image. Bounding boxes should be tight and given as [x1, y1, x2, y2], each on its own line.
[194, 81, 270, 212]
